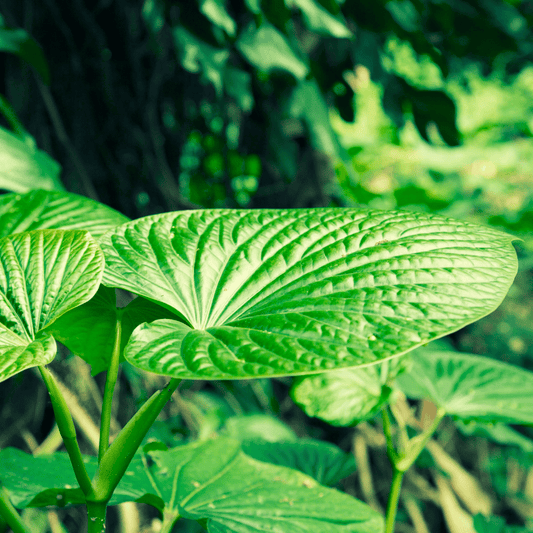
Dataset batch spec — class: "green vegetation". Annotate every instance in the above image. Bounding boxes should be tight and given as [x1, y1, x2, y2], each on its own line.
[1, 1, 533, 532]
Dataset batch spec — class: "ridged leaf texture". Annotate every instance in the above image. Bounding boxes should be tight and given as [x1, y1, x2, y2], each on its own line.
[397, 350, 533, 425]
[99, 209, 518, 380]
[0, 229, 104, 382]
[0, 189, 129, 238]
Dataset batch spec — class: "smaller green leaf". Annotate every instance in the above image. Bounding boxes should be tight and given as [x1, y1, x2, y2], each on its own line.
[241, 438, 356, 486]
[0, 26, 49, 84]
[236, 23, 308, 79]
[473, 514, 533, 533]
[0, 127, 62, 193]
[0, 229, 104, 382]
[292, 359, 404, 426]
[153, 437, 383, 533]
[287, 0, 351, 38]
[173, 27, 229, 95]
[200, 0, 236, 36]
[46, 289, 176, 376]
[396, 351, 533, 425]
[223, 67, 254, 112]
[222, 414, 297, 442]
[0, 189, 129, 239]
[456, 421, 533, 455]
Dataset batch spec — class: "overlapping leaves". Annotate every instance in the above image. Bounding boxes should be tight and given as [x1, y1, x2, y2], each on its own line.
[0, 229, 104, 381]
[99, 208, 518, 380]
[0, 438, 382, 533]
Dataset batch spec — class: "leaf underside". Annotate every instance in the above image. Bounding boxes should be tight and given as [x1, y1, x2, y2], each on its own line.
[0, 189, 129, 239]
[397, 350, 533, 426]
[99, 208, 518, 380]
[0, 229, 104, 382]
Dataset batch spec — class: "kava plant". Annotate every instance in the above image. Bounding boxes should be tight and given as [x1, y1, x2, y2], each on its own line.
[0, 189, 530, 533]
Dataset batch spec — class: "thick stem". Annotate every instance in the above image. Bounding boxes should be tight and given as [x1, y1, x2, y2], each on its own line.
[159, 510, 180, 533]
[0, 486, 30, 533]
[99, 313, 123, 462]
[86, 500, 107, 533]
[92, 378, 181, 502]
[384, 468, 405, 533]
[39, 367, 95, 498]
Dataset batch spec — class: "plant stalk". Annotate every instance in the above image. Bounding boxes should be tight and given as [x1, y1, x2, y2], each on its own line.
[99, 313, 123, 462]
[0, 486, 30, 533]
[91, 378, 181, 502]
[384, 467, 405, 533]
[39, 366, 95, 498]
[86, 500, 107, 533]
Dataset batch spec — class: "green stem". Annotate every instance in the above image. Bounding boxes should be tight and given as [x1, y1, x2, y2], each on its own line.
[99, 312, 123, 463]
[92, 378, 181, 502]
[0, 486, 30, 533]
[384, 468, 405, 533]
[39, 367, 95, 498]
[86, 500, 107, 533]
[0, 94, 32, 143]
[159, 510, 180, 533]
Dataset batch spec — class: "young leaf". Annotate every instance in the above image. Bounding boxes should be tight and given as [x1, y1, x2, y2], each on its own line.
[99, 209, 517, 380]
[0, 189, 129, 239]
[241, 438, 357, 486]
[149, 437, 382, 533]
[396, 350, 533, 425]
[45, 288, 176, 375]
[292, 358, 405, 426]
[0, 229, 104, 382]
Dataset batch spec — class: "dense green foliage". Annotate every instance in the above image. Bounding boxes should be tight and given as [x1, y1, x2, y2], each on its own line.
[1, 1, 533, 532]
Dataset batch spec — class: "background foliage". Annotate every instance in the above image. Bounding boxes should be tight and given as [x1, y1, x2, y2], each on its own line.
[1, 0, 533, 532]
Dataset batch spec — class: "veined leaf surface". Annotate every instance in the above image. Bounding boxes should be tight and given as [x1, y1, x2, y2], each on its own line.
[100, 209, 518, 380]
[397, 350, 533, 425]
[292, 358, 405, 426]
[0, 229, 104, 382]
[0, 189, 129, 238]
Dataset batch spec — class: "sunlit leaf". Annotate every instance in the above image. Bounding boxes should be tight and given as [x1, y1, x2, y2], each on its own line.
[0, 230, 104, 382]
[0, 189, 129, 239]
[200, 0, 236, 36]
[396, 350, 533, 425]
[222, 414, 297, 442]
[173, 27, 229, 95]
[287, 0, 351, 38]
[241, 438, 357, 486]
[99, 209, 517, 380]
[236, 23, 308, 79]
[292, 358, 405, 426]
[0, 127, 62, 193]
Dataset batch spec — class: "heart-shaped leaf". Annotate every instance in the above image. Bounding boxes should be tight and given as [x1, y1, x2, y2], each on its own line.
[0, 189, 129, 238]
[0, 229, 104, 382]
[151, 437, 382, 533]
[292, 358, 405, 426]
[99, 209, 517, 380]
[45, 288, 176, 375]
[241, 438, 357, 486]
[396, 350, 533, 425]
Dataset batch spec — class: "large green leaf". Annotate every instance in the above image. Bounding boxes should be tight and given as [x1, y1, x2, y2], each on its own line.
[99, 209, 517, 380]
[0, 127, 62, 193]
[151, 438, 382, 532]
[0, 229, 104, 382]
[292, 358, 405, 426]
[0, 189, 129, 238]
[396, 350, 533, 425]
[236, 23, 308, 79]
[241, 438, 357, 486]
[45, 288, 176, 375]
